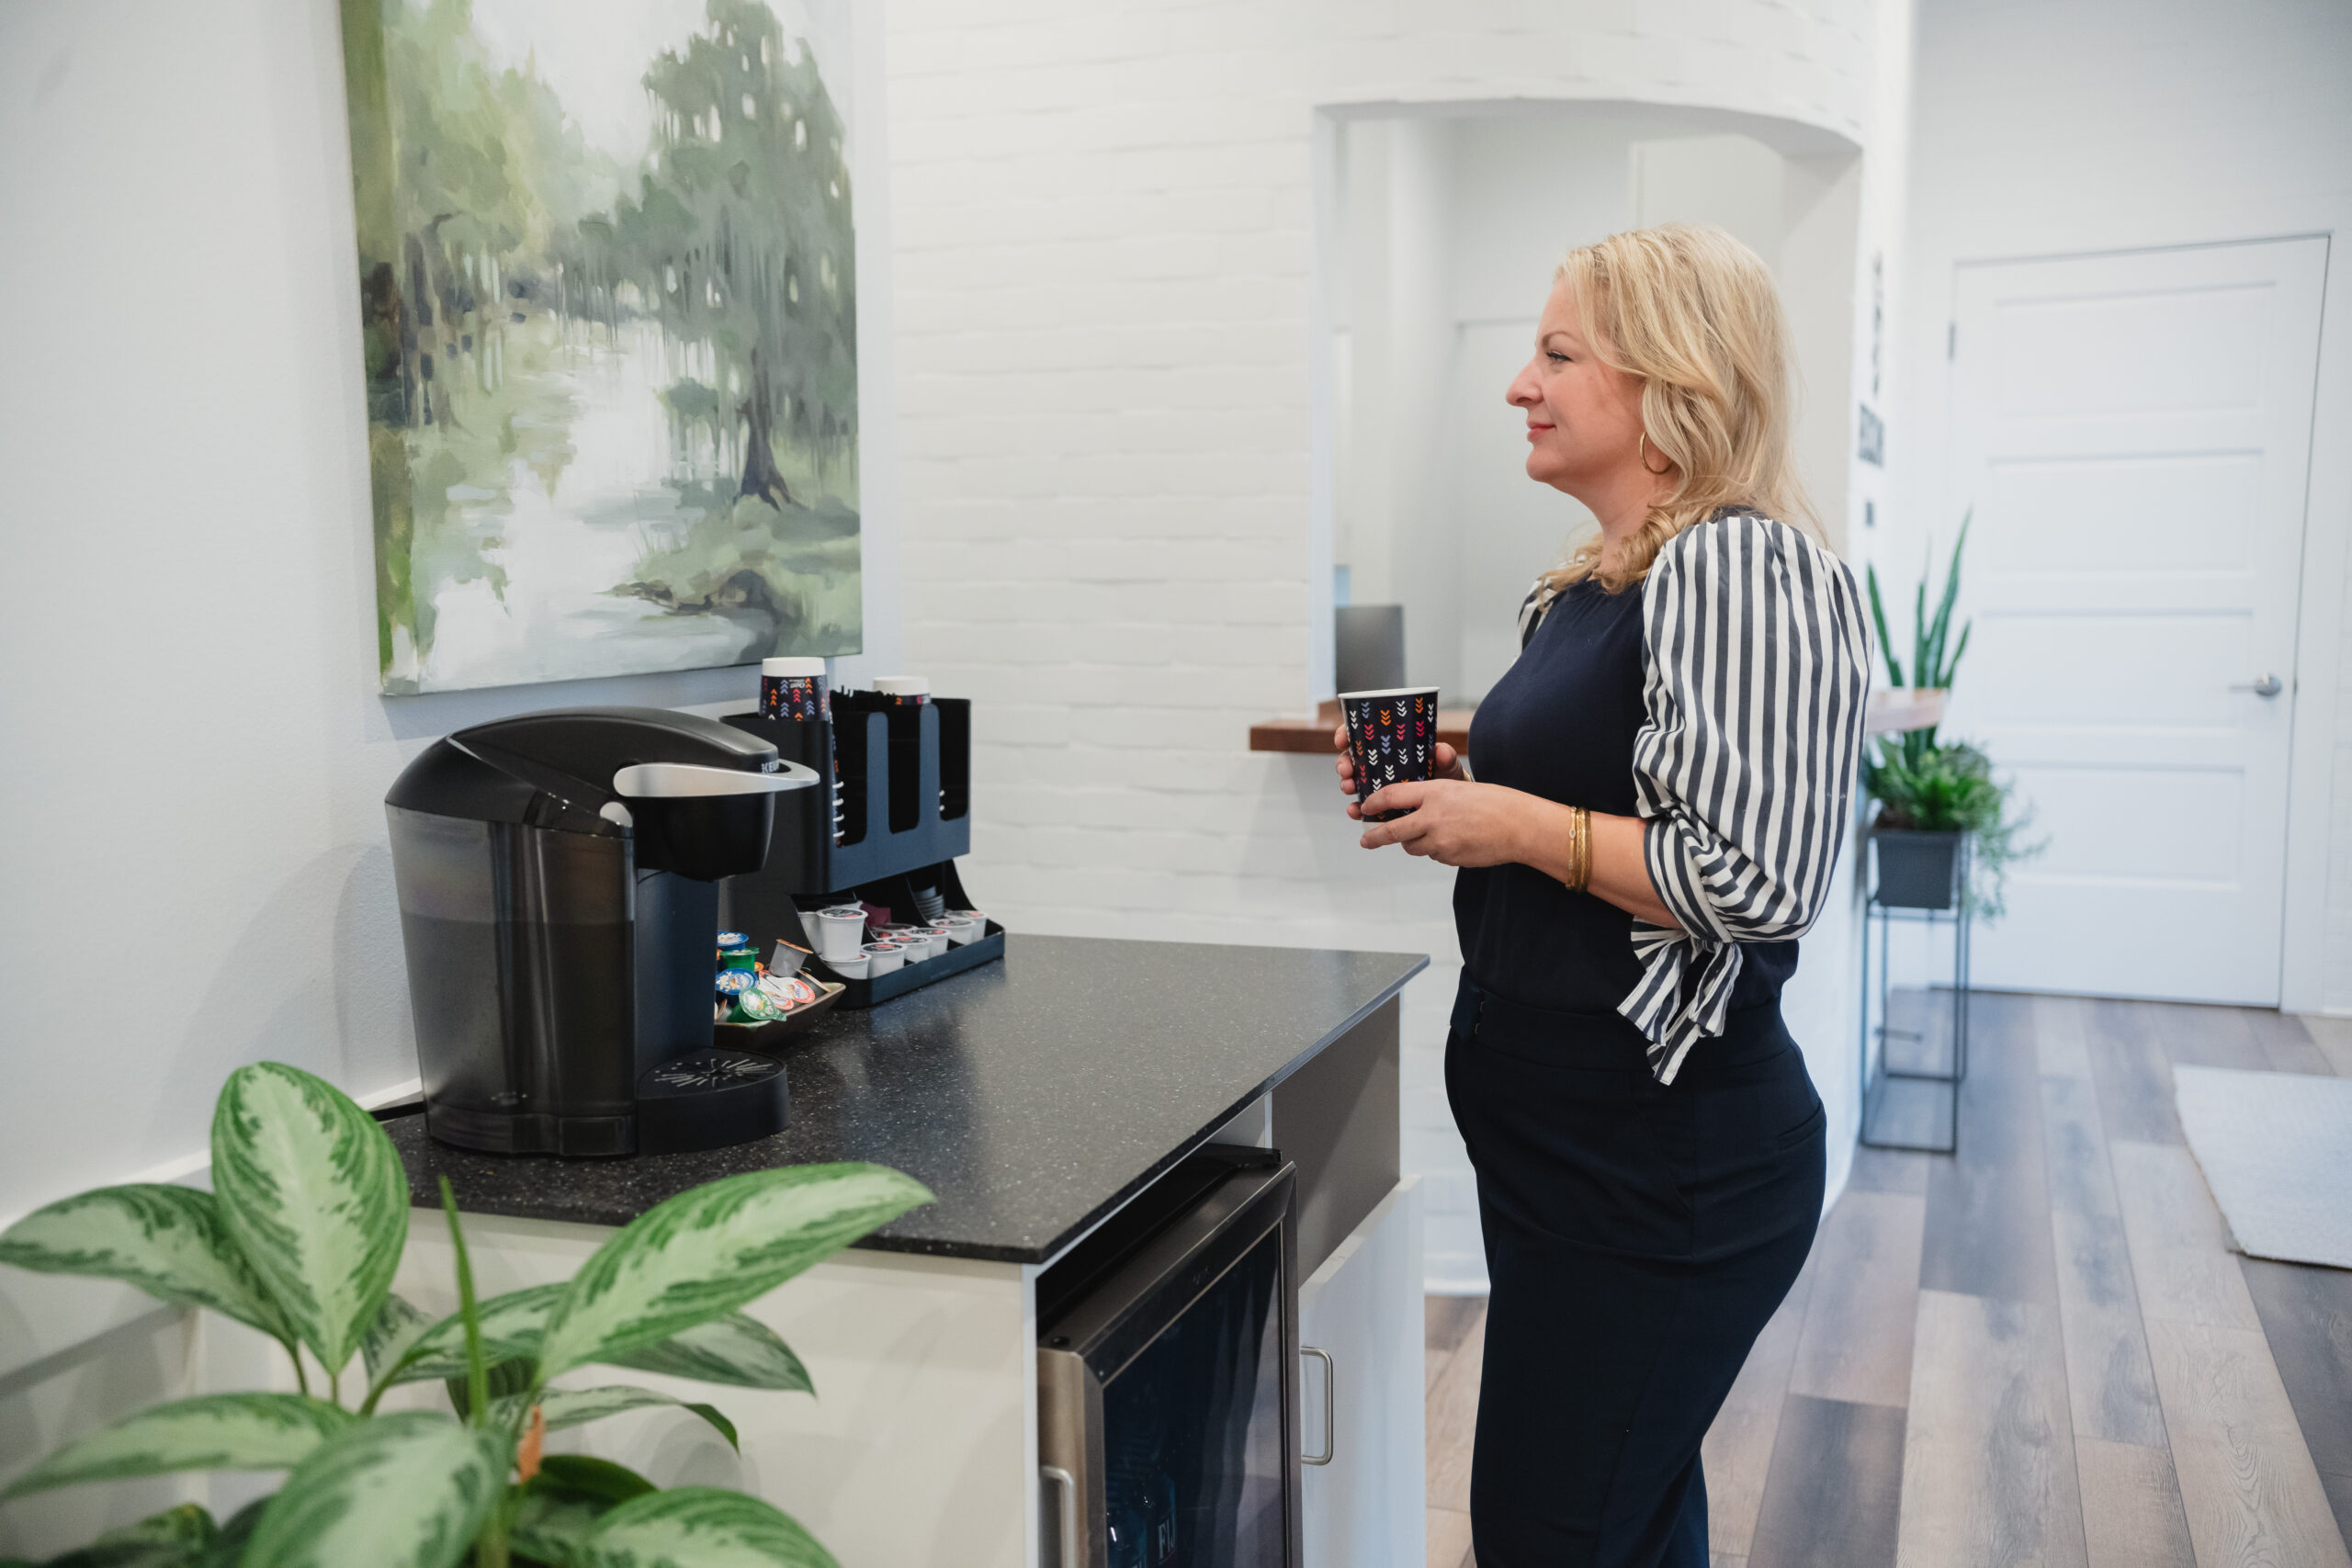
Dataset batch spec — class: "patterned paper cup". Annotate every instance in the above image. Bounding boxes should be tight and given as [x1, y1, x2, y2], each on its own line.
[760, 657, 831, 722]
[1339, 685, 1440, 824]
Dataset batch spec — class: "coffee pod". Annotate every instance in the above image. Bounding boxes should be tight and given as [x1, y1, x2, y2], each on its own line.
[715, 969, 757, 997]
[717, 930, 752, 949]
[1338, 685, 1441, 824]
[767, 940, 810, 976]
[874, 676, 929, 707]
[760, 657, 831, 723]
[861, 941, 903, 976]
[719, 944, 761, 973]
[814, 908, 867, 961]
[829, 952, 871, 979]
[937, 916, 981, 946]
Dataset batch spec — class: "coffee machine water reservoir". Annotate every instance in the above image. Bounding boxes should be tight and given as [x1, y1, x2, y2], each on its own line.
[385, 706, 818, 1157]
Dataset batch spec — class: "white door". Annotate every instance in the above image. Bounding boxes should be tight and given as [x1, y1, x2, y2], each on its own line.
[1941, 237, 2327, 1004]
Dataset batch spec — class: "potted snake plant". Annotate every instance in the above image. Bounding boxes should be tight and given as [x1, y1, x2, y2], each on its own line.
[1863, 518, 2034, 916]
[0, 1062, 930, 1568]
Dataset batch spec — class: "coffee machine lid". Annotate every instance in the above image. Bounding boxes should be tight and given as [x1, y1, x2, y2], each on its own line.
[389, 706, 781, 824]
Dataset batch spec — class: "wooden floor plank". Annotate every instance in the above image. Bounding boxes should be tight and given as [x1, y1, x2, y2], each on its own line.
[1921, 992, 2061, 1308]
[1425, 1294, 1482, 1396]
[2032, 995, 2099, 1079]
[2075, 1436, 2197, 1568]
[2110, 1139, 2265, 1333]
[2151, 1001, 2272, 1072]
[2143, 1316, 2352, 1568]
[2082, 998, 2182, 1145]
[2244, 1010, 2336, 1077]
[2037, 1009, 2170, 1449]
[1894, 1288, 2087, 1568]
[1788, 1190, 1928, 1409]
[2239, 1257, 2352, 1549]
[2300, 1014, 2352, 1079]
[1704, 1249, 1820, 1562]
[1425, 1502, 1474, 1568]
[1425, 1303, 1486, 1513]
[1747, 1395, 1908, 1568]
[1847, 1145, 1934, 1197]
[1426, 1294, 1482, 1356]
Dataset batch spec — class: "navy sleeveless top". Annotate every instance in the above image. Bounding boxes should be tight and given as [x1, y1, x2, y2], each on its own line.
[1453, 575, 1800, 1021]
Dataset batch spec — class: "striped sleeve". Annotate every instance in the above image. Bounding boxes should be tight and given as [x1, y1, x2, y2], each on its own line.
[1618, 513, 1872, 1083]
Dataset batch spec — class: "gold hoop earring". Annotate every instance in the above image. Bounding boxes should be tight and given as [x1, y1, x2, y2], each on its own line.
[1638, 432, 1673, 476]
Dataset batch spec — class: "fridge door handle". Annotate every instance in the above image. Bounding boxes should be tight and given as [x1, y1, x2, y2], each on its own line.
[1301, 1346, 1335, 1466]
[1041, 1463, 1080, 1567]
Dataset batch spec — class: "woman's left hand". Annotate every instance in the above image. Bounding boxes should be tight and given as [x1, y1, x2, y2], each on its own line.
[1357, 779, 1532, 866]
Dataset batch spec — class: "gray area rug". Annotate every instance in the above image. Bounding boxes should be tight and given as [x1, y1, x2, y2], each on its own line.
[2174, 1065, 2352, 1270]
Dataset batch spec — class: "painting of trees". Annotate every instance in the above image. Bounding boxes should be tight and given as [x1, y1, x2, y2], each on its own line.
[341, 0, 860, 694]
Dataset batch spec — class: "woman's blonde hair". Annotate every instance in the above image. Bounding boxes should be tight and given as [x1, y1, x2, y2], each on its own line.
[1544, 223, 1813, 593]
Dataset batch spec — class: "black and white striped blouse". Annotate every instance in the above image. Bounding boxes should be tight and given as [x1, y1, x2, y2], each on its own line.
[1518, 510, 1872, 1082]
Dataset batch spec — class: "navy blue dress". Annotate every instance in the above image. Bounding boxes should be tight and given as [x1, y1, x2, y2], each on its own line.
[1447, 536, 1852, 1567]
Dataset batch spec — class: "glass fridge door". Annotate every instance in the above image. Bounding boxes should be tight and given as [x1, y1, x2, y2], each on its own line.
[1100, 1227, 1287, 1568]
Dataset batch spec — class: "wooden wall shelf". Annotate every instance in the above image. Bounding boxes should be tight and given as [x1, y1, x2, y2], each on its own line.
[1249, 701, 1473, 756]
[1246, 689, 1944, 755]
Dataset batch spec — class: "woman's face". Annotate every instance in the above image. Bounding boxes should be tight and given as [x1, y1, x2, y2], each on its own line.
[1507, 280, 1652, 500]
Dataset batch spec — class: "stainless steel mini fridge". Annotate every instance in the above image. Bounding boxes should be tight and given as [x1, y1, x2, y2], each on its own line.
[1036, 1149, 1302, 1568]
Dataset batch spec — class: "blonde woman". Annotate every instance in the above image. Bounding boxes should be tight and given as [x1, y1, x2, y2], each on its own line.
[1335, 225, 1871, 1567]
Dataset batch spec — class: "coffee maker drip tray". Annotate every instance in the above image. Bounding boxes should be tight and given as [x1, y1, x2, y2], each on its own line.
[633, 1050, 790, 1156]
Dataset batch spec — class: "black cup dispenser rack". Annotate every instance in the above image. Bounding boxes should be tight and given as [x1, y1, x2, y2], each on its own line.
[718, 696, 1003, 1008]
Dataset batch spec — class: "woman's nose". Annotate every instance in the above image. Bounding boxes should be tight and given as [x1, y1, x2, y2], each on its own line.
[1506, 366, 1539, 406]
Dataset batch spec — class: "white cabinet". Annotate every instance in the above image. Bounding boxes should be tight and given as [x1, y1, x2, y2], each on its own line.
[1296, 1177, 1425, 1568]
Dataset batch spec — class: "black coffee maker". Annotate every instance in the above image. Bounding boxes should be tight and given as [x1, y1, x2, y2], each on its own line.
[384, 706, 818, 1156]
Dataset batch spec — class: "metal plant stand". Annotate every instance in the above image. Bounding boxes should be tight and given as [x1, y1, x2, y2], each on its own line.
[1858, 834, 1973, 1155]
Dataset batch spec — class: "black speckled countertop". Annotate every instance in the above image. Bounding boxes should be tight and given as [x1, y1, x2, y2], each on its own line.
[388, 935, 1426, 1265]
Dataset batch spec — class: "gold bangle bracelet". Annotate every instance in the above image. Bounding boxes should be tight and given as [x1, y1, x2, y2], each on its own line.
[1564, 806, 1590, 894]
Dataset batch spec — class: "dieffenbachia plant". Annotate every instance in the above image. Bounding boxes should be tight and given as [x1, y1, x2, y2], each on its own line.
[0, 1062, 931, 1568]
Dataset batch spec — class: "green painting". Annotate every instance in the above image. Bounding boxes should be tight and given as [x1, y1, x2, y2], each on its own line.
[342, 0, 860, 694]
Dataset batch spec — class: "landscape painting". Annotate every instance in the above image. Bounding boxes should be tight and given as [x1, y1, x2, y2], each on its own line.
[342, 0, 861, 694]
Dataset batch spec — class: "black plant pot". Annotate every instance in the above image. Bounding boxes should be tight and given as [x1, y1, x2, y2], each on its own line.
[1872, 827, 1962, 910]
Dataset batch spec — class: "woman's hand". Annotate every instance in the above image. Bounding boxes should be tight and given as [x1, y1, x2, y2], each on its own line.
[1355, 778, 1533, 865]
[1332, 724, 1463, 821]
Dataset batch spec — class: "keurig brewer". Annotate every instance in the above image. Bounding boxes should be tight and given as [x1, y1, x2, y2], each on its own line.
[384, 706, 818, 1157]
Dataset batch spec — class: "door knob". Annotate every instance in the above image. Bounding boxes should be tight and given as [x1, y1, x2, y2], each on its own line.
[2229, 674, 2284, 698]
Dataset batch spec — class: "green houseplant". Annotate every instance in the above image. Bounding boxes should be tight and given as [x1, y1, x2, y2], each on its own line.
[0, 1062, 931, 1568]
[1863, 517, 2036, 916]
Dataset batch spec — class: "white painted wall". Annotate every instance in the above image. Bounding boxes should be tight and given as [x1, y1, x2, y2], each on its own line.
[1892, 0, 2352, 1011]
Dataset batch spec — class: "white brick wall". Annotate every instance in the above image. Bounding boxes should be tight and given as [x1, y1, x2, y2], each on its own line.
[883, 0, 1895, 1288]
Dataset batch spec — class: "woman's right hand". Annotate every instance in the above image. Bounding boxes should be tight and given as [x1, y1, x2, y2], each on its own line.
[1333, 724, 1464, 819]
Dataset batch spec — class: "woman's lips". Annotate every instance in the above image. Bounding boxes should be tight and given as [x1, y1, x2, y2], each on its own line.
[1526, 423, 1555, 442]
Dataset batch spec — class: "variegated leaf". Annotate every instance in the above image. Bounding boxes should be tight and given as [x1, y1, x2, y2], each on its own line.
[0, 1394, 352, 1500]
[605, 1312, 812, 1393]
[537, 1164, 929, 1381]
[209, 1062, 408, 1375]
[576, 1486, 838, 1568]
[238, 1412, 503, 1568]
[495, 1385, 739, 1450]
[381, 1281, 562, 1386]
[0, 1185, 291, 1344]
[361, 1292, 435, 1386]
